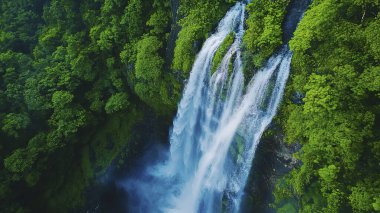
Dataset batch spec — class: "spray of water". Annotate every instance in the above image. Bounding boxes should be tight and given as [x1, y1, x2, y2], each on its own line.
[124, 2, 293, 212]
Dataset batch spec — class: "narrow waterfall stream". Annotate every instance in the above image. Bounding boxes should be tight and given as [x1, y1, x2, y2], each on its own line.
[125, 2, 293, 213]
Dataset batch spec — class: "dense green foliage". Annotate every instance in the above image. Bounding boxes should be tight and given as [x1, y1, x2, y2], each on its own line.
[1, 0, 379, 212]
[0, 0, 175, 211]
[243, 0, 290, 69]
[273, 0, 380, 212]
[0, 0, 242, 211]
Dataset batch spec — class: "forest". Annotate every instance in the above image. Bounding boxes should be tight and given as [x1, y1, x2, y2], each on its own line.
[0, 0, 379, 212]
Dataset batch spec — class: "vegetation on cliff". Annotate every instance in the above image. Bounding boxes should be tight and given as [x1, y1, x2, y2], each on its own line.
[273, 0, 380, 212]
[243, 0, 290, 65]
[172, 0, 235, 75]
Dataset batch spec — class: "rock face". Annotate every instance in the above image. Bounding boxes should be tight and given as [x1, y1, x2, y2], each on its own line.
[282, 0, 312, 43]
[240, 125, 300, 213]
[164, 0, 180, 71]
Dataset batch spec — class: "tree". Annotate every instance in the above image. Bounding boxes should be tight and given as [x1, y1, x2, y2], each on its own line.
[105, 93, 129, 114]
[1, 113, 30, 138]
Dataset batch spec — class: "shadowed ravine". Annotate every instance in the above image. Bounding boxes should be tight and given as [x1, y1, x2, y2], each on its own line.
[123, 2, 298, 212]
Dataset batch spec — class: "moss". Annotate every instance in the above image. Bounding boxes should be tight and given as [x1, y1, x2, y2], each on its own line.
[89, 108, 143, 172]
[277, 203, 297, 213]
[229, 133, 245, 163]
[211, 32, 235, 74]
[44, 153, 92, 212]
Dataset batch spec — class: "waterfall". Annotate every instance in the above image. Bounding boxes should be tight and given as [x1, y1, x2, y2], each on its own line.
[124, 2, 293, 213]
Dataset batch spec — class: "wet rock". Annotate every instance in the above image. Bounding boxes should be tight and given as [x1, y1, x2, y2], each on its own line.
[291, 91, 305, 105]
[241, 126, 300, 213]
[164, 0, 180, 71]
[283, 0, 312, 43]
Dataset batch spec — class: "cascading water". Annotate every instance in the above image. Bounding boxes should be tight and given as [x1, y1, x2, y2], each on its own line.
[125, 2, 293, 213]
